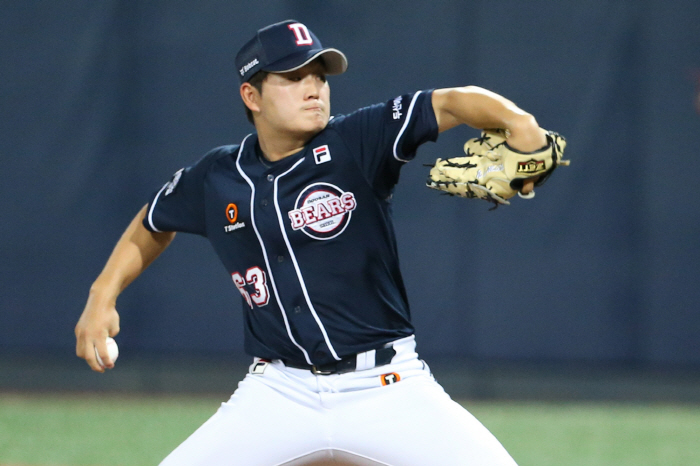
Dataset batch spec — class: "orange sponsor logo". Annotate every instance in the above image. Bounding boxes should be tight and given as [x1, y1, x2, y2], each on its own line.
[380, 372, 401, 386]
[226, 203, 238, 223]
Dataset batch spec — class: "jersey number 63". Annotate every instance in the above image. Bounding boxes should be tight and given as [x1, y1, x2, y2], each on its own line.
[231, 266, 270, 308]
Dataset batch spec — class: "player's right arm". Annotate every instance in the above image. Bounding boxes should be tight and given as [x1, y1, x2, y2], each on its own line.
[75, 204, 175, 372]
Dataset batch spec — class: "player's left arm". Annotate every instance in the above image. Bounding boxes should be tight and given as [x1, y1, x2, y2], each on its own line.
[432, 86, 546, 152]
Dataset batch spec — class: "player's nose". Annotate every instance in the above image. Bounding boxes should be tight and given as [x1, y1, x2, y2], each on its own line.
[302, 75, 322, 99]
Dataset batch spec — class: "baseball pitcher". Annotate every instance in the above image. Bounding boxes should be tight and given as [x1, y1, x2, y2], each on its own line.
[75, 19, 568, 465]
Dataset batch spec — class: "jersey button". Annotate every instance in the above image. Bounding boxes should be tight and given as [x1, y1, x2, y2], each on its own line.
[261, 199, 268, 207]
[277, 255, 284, 263]
[293, 306, 301, 314]
[267, 174, 274, 182]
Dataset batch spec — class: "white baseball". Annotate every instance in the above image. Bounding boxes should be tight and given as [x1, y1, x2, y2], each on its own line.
[94, 337, 119, 368]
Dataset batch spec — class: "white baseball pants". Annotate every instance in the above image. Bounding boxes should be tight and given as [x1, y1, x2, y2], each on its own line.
[160, 336, 518, 466]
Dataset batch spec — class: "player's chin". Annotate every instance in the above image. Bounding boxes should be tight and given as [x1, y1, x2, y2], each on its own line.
[301, 115, 329, 134]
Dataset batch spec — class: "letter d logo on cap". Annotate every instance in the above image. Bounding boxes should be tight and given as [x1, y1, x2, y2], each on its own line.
[288, 23, 313, 46]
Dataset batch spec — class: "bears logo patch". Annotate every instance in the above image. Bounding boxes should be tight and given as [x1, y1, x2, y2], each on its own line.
[288, 183, 357, 240]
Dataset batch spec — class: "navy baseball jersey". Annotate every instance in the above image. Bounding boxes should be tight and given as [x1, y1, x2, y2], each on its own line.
[144, 90, 438, 366]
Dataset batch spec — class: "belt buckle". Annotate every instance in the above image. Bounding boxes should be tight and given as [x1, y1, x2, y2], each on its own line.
[311, 365, 334, 375]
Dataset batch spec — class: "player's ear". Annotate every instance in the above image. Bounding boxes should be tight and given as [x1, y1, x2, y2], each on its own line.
[240, 83, 261, 114]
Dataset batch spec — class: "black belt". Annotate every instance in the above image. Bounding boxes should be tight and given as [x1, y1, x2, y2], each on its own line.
[283, 345, 397, 375]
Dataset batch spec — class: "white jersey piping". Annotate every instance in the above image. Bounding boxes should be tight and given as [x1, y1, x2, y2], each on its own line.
[274, 161, 342, 361]
[392, 91, 422, 163]
[235, 134, 312, 365]
[147, 184, 168, 232]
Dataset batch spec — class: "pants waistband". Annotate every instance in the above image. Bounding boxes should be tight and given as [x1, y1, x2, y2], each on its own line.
[282, 344, 397, 375]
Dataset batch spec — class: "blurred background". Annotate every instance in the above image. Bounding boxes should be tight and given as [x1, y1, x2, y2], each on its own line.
[1, 0, 699, 401]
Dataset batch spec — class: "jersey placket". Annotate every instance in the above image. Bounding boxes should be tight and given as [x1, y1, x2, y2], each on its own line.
[271, 159, 341, 364]
[237, 143, 340, 365]
[234, 136, 310, 364]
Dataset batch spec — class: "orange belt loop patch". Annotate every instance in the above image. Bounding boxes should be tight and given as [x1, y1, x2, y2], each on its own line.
[380, 372, 401, 386]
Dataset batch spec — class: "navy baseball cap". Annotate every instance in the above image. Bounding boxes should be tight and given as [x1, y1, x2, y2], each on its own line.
[235, 20, 348, 83]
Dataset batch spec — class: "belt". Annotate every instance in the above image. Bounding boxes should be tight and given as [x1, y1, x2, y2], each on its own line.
[283, 345, 397, 375]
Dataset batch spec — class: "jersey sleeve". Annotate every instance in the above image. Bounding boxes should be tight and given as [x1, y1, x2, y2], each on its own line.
[330, 90, 439, 197]
[143, 147, 231, 236]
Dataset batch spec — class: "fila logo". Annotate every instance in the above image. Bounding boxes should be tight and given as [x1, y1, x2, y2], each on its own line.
[251, 360, 269, 374]
[313, 145, 331, 164]
[288, 23, 313, 46]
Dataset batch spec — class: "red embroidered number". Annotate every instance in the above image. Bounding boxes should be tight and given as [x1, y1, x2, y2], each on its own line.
[231, 266, 270, 308]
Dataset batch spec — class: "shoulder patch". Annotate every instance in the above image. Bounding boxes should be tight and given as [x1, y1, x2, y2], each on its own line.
[390, 95, 404, 121]
[164, 168, 184, 196]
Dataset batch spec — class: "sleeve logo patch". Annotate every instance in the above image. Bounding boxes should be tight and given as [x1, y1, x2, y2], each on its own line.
[391, 96, 403, 120]
[288, 183, 356, 240]
[164, 168, 184, 196]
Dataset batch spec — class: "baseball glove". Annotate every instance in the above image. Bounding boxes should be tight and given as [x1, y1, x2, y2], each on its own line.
[426, 129, 569, 208]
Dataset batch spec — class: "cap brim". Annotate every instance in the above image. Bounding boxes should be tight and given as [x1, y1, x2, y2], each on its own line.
[264, 48, 348, 76]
